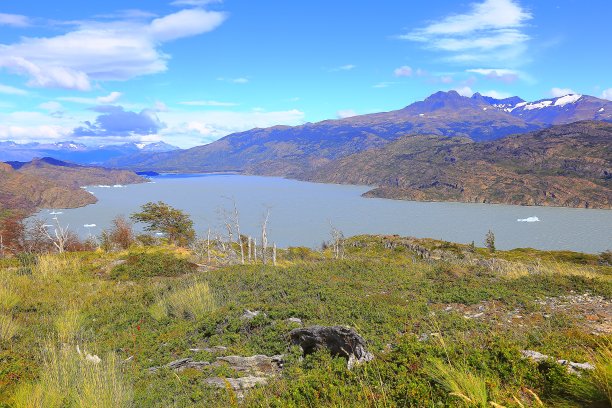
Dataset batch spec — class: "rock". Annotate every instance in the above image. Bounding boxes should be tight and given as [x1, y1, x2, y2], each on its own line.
[241, 309, 263, 320]
[289, 325, 374, 368]
[189, 346, 228, 353]
[204, 376, 268, 392]
[287, 317, 303, 325]
[215, 354, 283, 376]
[149, 357, 210, 372]
[521, 350, 594, 374]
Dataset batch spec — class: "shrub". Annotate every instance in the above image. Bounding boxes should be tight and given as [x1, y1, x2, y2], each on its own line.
[11, 344, 132, 408]
[110, 251, 197, 280]
[150, 280, 216, 320]
[101, 216, 135, 251]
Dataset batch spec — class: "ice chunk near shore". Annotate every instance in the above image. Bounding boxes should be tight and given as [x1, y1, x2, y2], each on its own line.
[49, 211, 63, 215]
[98, 185, 111, 188]
[113, 184, 124, 188]
[517, 216, 540, 223]
[84, 224, 97, 228]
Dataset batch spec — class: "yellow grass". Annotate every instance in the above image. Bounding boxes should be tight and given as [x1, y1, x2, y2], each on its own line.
[150, 280, 216, 320]
[55, 308, 83, 344]
[34, 254, 81, 279]
[0, 313, 18, 342]
[11, 343, 132, 408]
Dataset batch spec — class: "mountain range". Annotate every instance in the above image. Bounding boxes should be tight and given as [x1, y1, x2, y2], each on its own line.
[106, 91, 611, 178]
[2, 91, 611, 209]
[0, 141, 179, 165]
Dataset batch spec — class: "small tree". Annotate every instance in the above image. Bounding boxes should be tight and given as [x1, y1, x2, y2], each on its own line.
[485, 230, 496, 253]
[131, 202, 195, 247]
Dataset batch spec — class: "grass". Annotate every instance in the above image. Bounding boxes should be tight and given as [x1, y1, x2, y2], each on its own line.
[0, 235, 610, 407]
[150, 280, 217, 320]
[11, 343, 132, 408]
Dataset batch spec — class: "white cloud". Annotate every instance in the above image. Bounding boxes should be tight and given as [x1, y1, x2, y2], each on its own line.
[159, 108, 306, 147]
[440, 76, 454, 84]
[57, 91, 123, 105]
[331, 64, 356, 72]
[454, 86, 474, 97]
[148, 9, 226, 42]
[180, 100, 238, 107]
[171, 0, 223, 6]
[373, 82, 394, 88]
[336, 109, 357, 119]
[550, 87, 575, 97]
[39, 101, 63, 112]
[481, 90, 512, 99]
[217, 77, 249, 84]
[401, 0, 532, 65]
[0, 9, 226, 91]
[601, 88, 612, 101]
[467, 68, 522, 83]
[393, 66, 413, 77]
[0, 83, 28, 95]
[0, 13, 30, 27]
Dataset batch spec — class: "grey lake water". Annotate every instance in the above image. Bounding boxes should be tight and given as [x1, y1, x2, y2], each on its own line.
[35, 174, 612, 253]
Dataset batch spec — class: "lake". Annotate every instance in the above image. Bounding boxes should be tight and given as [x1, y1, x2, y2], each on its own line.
[36, 174, 612, 253]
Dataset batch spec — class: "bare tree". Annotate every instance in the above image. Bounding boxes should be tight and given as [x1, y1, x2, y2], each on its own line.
[261, 209, 270, 265]
[272, 243, 277, 266]
[253, 237, 257, 261]
[330, 223, 345, 260]
[232, 201, 245, 264]
[40, 217, 71, 253]
[207, 227, 211, 263]
[247, 236, 252, 262]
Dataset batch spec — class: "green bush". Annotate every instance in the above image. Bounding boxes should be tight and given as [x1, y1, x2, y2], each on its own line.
[110, 252, 197, 280]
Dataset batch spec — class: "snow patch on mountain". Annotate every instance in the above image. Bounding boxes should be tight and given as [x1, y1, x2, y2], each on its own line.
[554, 94, 582, 107]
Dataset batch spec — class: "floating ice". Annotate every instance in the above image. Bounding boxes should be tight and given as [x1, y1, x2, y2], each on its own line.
[84, 224, 97, 228]
[49, 211, 63, 215]
[517, 216, 540, 223]
[97, 185, 111, 188]
[112, 184, 124, 188]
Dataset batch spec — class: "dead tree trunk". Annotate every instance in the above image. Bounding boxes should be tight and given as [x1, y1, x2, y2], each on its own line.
[272, 243, 277, 266]
[207, 228, 211, 263]
[247, 236, 252, 262]
[261, 210, 269, 265]
[230, 202, 245, 264]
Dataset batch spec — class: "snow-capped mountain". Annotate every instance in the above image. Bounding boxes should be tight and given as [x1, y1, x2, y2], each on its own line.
[480, 93, 612, 124]
[0, 141, 181, 164]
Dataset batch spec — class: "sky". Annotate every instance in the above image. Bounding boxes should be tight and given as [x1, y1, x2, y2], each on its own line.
[0, 0, 610, 148]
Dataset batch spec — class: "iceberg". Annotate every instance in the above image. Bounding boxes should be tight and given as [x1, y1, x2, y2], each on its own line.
[517, 216, 540, 223]
[84, 224, 97, 228]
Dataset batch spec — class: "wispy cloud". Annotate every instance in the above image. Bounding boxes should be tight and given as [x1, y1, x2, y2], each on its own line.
[170, 0, 223, 6]
[0, 9, 227, 91]
[373, 82, 395, 88]
[179, 100, 238, 107]
[602, 88, 612, 101]
[466, 68, 523, 83]
[0, 13, 31, 27]
[217, 77, 249, 84]
[481, 90, 512, 99]
[0, 83, 28, 95]
[453, 86, 473, 97]
[400, 0, 532, 65]
[330, 64, 356, 72]
[58, 91, 123, 105]
[393, 66, 413, 77]
[550, 87, 576, 97]
[336, 109, 357, 119]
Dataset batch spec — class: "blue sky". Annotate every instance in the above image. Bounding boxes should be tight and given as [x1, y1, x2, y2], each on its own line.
[0, 0, 610, 147]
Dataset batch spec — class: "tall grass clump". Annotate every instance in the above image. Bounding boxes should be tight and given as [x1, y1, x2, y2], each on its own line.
[34, 254, 81, 279]
[11, 344, 132, 408]
[0, 279, 20, 311]
[55, 308, 83, 344]
[150, 280, 216, 320]
[424, 358, 491, 407]
[588, 339, 612, 405]
[0, 313, 18, 343]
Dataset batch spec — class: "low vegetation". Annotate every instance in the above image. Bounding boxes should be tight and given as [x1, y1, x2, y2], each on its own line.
[0, 204, 610, 407]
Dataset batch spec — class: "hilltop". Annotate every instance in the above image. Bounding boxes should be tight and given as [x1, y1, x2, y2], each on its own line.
[0, 158, 146, 218]
[303, 121, 612, 208]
